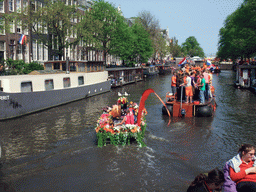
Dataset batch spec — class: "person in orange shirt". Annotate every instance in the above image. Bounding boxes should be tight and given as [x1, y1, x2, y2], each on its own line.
[171, 72, 177, 96]
[229, 144, 256, 192]
[181, 72, 193, 103]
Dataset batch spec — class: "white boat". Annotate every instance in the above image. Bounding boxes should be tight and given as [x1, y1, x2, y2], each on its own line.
[0, 60, 111, 120]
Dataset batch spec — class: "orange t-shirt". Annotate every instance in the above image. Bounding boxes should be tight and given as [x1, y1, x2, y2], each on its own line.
[171, 76, 176, 87]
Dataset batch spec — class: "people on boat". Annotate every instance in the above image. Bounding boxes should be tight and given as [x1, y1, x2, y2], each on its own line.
[208, 70, 213, 98]
[176, 70, 186, 101]
[125, 107, 135, 125]
[203, 69, 210, 102]
[187, 168, 225, 192]
[171, 72, 177, 96]
[223, 144, 256, 192]
[198, 73, 205, 104]
[181, 72, 193, 103]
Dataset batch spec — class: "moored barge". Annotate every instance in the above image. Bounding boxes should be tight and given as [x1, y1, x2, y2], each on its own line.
[0, 60, 111, 120]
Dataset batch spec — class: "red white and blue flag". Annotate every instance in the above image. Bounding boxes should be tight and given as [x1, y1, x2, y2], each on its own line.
[206, 59, 212, 66]
[178, 57, 187, 66]
[19, 34, 26, 45]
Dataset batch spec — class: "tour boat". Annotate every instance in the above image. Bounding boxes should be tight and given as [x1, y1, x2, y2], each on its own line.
[162, 91, 217, 117]
[0, 60, 111, 120]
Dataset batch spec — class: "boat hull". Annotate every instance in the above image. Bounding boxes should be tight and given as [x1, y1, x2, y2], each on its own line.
[0, 81, 111, 120]
[162, 98, 216, 117]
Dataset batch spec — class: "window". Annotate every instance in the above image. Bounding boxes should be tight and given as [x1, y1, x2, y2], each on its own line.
[38, 42, 42, 61]
[0, 18, 4, 34]
[10, 21, 14, 33]
[31, 2, 35, 11]
[87, 64, 91, 72]
[16, 27, 21, 33]
[45, 63, 52, 71]
[9, 0, 13, 11]
[17, 44, 22, 60]
[45, 79, 54, 90]
[0, 1, 4, 13]
[23, 0, 28, 9]
[0, 41, 4, 51]
[21, 82, 32, 92]
[53, 63, 60, 70]
[32, 40, 37, 61]
[63, 77, 70, 88]
[78, 76, 84, 85]
[70, 63, 76, 71]
[78, 63, 85, 72]
[16, 0, 21, 12]
[0, 80, 2, 91]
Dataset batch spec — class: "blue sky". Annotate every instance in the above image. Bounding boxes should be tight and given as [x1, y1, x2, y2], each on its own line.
[107, 0, 244, 57]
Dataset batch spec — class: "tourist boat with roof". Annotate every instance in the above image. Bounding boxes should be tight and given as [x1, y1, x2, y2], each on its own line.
[0, 60, 111, 120]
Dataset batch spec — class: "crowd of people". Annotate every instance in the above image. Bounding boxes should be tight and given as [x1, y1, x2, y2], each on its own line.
[171, 64, 214, 104]
[187, 144, 256, 192]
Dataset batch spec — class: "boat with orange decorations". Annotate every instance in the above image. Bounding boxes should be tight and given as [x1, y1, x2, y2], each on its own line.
[95, 89, 171, 147]
[162, 88, 217, 117]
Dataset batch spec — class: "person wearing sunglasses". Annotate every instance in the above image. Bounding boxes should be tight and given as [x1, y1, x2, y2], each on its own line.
[226, 144, 256, 192]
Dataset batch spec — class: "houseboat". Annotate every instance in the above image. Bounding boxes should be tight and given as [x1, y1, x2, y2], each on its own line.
[0, 60, 111, 120]
[234, 64, 256, 89]
[155, 64, 173, 75]
[106, 67, 143, 87]
[143, 65, 159, 77]
[162, 92, 217, 117]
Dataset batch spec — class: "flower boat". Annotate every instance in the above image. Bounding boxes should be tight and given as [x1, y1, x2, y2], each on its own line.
[95, 93, 147, 147]
[95, 89, 170, 147]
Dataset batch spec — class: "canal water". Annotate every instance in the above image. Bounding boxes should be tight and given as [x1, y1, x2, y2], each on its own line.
[1, 70, 256, 191]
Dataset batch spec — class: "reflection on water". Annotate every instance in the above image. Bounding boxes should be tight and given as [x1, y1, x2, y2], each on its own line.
[0, 71, 256, 191]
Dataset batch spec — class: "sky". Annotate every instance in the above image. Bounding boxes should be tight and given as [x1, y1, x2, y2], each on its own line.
[107, 0, 244, 57]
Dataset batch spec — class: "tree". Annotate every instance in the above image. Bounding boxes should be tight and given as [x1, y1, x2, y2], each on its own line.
[181, 36, 205, 57]
[89, 0, 128, 64]
[6, 0, 80, 60]
[217, 0, 256, 61]
[168, 37, 183, 57]
[137, 11, 162, 59]
[155, 32, 168, 60]
[129, 21, 153, 64]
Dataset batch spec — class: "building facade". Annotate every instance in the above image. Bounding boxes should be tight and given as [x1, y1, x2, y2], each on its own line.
[0, 0, 121, 65]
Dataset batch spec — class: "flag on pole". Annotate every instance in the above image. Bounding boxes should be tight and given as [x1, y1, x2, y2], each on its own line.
[178, 57, 187, 66]
[206, 59, 212, 66]
[19, 34, 26, 45]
